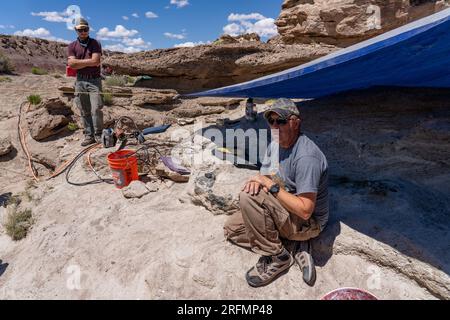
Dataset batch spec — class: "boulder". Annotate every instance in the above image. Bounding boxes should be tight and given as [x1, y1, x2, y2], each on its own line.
[172, 105, 225, 118]
[58, 86, 75, 96]
[0, 137, 13, 156]
[102, 105, 156, 130]
[105, 86, 133, 97]
[145, 181, 159, 192]
[131, 88, 179, 106]
[122, 180, 150, 199]
[275, 0, 449, 47]
[26, 97, 73, 141]
[195, 97, 243, 108]
[177, 118, 195, 126]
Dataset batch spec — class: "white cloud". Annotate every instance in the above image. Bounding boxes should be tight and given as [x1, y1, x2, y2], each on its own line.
[223, 12, 278, 39]
[97, 25, 138, 38]
[104, 43, 147, 53]
[31, 11, 69, 23]
[15, 27, 51, 37]
[31, 9, 89, 31]
[174, 41, 206, 48]
[170, 0, 189, 8]
[50, 37, 71, 44]
[122, 37, 146, 46]
[223, 23, 244, 37]
[122, 16, 129, 20]
[246, 18, 278, 38]
[164, 32, 186, 40]
[145, 11, 158, 19]
[228, 13, 266, 22]
[0, 25, 5, 29]
[132, 13, 139, 18]
[14, 27, 70, 43]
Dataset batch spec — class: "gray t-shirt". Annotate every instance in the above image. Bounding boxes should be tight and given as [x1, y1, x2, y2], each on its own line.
[260, 134, 329, 230]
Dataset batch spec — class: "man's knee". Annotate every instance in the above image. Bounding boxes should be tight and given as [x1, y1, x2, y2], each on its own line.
[239, 190, 263, 206]
[239, 191, 267, 224]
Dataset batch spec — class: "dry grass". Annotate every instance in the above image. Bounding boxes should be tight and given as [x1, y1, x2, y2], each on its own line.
[104, 75, 127, 87]
[103, 91, 113, 106]
[0, 76, 12, 82]
[0, 53, 14, 74]
[3, 208, 33, 241]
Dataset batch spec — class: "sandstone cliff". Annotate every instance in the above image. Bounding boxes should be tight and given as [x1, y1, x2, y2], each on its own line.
[275, 0, 449, 46]
[102, 42, 336, 93]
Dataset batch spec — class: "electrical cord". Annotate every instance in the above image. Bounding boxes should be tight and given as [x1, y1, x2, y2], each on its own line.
[17, 101, 39, 182]
[65, 143, 114, 186]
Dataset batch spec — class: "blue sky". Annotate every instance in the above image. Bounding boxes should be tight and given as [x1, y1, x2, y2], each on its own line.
[0, 0, 283, 52]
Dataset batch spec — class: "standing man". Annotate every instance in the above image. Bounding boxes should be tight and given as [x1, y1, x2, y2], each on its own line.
[67, 17, 104, 146]
[224, 98, 329, 287]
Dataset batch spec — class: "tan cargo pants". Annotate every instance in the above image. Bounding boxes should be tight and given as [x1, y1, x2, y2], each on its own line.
[224, 191, 321, 256]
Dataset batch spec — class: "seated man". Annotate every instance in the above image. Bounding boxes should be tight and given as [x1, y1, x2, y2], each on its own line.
[224, 98, 329, 287]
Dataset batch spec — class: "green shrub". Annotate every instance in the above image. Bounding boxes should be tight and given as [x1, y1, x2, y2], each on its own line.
[0, 76, 12, 82]
[212, 39, 223, 46]
[3, 208, 33, 241]
[31, 66, 48, 75]
[103, 92, 113, 106]
[104, 75, 127, 87]
[67, 122, 79, 131]
[126, 75, 135, 84]
[27, 94, 42, 105]
[0, 53, 14, 74]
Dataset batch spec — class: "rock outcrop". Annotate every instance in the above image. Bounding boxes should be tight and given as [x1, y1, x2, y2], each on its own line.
[26, 97, 73, 141]
[0, 35, 119, 74]
[102, 42, 336, 93]
[214, 33, 261, 45]
[0, 35, 67, 73]
[276, 0, 449, 47]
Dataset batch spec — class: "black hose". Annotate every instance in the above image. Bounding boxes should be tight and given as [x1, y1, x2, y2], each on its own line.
[65, 146, 114, 186]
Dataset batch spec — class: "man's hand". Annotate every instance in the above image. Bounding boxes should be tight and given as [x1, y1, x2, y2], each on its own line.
[242, 174, 273, 195]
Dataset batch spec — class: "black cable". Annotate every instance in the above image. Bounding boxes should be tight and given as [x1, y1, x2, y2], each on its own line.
[64, 126, 165, 186]
[65, 146, 114, 186]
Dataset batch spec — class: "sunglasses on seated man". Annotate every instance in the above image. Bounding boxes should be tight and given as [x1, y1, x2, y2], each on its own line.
[268, 116, 291, 126]
[76, 27, 89, 33]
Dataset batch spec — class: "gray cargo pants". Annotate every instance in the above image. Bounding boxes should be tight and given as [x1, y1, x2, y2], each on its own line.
[74, 77, 104, 137]
[224, 191, 322, 256]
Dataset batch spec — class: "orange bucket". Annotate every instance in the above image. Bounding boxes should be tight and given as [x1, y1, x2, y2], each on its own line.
[107, 150, 139, 189]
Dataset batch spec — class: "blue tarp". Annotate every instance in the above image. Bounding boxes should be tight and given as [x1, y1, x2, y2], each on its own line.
[190, 8, 450, 99]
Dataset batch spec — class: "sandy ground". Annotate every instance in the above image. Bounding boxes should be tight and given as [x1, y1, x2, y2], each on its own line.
[0, 74, 448, 299]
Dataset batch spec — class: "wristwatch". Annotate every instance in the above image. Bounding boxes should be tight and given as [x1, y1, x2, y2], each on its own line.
[268, 183, 280, 196]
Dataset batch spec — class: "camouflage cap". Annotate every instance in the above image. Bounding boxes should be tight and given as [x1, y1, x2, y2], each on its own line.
[75, 17, 89, 30]
[264, 98, 300, 120]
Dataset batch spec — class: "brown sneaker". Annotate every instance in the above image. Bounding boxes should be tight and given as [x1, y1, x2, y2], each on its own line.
[81, 135, 96, 147]
[245, 248, 293, 287]
[294, 240, 316, 287]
